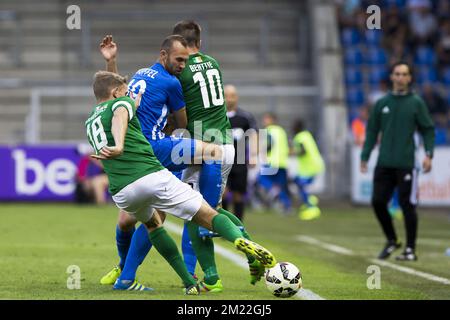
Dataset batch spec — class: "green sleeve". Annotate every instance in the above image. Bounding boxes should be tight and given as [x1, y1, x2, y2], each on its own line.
[416, 98, 435, 158]
[112, 96, 136, 121]
[361, 102, 380, 162]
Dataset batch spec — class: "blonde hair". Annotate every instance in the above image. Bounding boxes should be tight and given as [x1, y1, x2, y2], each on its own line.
[93, 71, 128, 100]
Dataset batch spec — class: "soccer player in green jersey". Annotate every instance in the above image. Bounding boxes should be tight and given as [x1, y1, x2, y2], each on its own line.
[172, 20, 267, 290]
[85, 70, 276, 294]
[98, 35, 230, 289]
[99, 32, 267, 292]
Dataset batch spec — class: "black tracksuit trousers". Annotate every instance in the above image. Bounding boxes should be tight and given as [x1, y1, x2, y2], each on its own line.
[371, 166, 419, 249]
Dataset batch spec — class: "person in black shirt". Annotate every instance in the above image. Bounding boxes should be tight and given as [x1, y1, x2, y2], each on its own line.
[222, 85, 258, 221]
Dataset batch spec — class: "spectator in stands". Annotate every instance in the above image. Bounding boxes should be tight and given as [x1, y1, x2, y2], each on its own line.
[422, 82, 447, 123]
[369, 79, 390, 107]
[75, 150, 109, 204]
[351, 105, 369, 146]
[422, 83, 449, 145]
[389, 41, 413, 67]
[381, 5, 412, 65]
[335, 0, 362, 28]
[407, 0, 438, 47]
[354, 7, 369, 34]
[382, 5, 409, 54]
[436, 20, 450, 69]
[436, 0, 450, 21]
[433, 117, 449, 145]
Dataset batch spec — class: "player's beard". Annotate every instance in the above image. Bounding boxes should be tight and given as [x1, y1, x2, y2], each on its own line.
[165, 57, 182, 76]
[169, 64, 182, 76]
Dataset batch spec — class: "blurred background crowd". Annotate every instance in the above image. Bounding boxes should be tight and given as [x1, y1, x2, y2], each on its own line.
[337, 0, 450, 145]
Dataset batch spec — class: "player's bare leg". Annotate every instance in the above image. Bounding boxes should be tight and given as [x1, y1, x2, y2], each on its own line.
[118, 209, 137, 231]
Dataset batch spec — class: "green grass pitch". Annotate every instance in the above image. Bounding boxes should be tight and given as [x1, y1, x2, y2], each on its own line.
[0, 203, 449, 300]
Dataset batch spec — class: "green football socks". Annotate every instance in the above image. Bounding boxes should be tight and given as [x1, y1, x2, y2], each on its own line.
[217, 208, 255, 263]
[211, 213, 243, 242]
[148, 227, 196, 287]
[187, 221, 219, 285]
[218, 208, 252, 240]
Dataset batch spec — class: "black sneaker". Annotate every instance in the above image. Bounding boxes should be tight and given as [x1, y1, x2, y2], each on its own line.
[378, 240, 402, 259]
[395, 247, 418, 261]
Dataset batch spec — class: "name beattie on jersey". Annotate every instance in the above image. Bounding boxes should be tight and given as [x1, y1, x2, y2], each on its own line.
[189, 61, 214, 72]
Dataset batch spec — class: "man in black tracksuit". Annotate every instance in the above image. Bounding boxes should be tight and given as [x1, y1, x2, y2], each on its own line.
[222, 84, 258, 221]
[361, 62, 435, 261]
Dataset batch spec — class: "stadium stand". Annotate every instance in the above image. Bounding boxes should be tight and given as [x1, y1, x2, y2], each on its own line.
[337, 0, 450, 144]
[0, 0, 315, 144]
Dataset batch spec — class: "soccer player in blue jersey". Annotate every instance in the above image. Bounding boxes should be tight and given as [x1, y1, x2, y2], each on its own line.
[87, 70, 276, 295]
[99, 35, 231, 290]
[99, 35, 197, 289]
[100, 32, 266, 291]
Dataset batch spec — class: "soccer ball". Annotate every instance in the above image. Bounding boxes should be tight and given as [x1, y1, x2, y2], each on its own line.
[265, 262, 302, 298]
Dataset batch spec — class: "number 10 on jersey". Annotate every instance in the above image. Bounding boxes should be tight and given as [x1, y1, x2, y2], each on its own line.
[193, 69, 224, 108]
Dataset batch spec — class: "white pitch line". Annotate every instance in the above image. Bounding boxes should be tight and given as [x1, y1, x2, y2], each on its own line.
[164, 221, 325, 300]
[296, 235, 355, 256]
[296, 235, 450, 286]
[211, 241, 325, 301]
[369, 259, 450, 285]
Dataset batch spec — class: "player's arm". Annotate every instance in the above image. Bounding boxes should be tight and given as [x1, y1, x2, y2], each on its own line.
[92, 96, 140, 160]
[100, 35, 118, 73]
[110, 107, 128, 154]
[416, 98, 435, 173]
[172, 107, 188, 129]
[94, 108, 128, 160]
[163, 113, 177, 135]
[360, 103, 380, 172]
[168, 80, 188, 129]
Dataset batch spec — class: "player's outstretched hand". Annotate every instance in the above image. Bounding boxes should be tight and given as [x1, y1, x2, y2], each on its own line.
[100, 35, 117, 62]
[91, 145, 123, 160]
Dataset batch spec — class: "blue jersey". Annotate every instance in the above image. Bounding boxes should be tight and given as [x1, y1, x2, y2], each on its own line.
[127, 63, 185, 141]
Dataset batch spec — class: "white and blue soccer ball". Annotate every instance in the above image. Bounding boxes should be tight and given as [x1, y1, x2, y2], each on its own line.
[265, 262, 302, 298]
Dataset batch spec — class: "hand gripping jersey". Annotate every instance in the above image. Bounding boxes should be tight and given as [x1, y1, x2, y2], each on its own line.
[85, 96, 164, 195]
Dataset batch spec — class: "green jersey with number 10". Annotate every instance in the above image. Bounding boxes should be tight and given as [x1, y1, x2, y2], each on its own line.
[179, 52, 232, 144]
[85, 96, 164, 195]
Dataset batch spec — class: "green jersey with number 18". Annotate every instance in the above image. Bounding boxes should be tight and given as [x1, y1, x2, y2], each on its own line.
[85, 96, 164, 195]
[178, 52, 232, 144]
